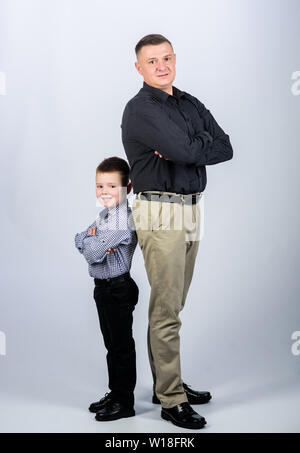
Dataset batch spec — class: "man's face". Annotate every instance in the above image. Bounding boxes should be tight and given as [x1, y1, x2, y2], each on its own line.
[135, 42, 176, 91]
[96, 171, 130, 209]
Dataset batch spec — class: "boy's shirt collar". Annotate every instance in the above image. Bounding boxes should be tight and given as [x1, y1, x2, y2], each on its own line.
[108, 199, 128, 216]
[99, 199, 129, 223]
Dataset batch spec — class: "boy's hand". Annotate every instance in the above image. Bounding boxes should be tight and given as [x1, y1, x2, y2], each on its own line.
[88, 226, 97, 235]
[154, 150, 170, 160]
[106, 248, 117, 254]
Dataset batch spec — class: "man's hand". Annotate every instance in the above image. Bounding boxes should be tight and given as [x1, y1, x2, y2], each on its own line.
[154, 150, 170, 160]
[87, 227, 116, 254]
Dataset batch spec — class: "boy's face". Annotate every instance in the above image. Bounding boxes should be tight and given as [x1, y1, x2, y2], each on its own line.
[96, 171, 130, 209]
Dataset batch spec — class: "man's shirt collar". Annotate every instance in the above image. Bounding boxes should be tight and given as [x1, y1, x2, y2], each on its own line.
[141, 81, 185, 103]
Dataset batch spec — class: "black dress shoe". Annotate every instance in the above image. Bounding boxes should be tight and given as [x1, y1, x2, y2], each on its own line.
[89, 391, 113, 413]
[95, 401, 135, 421]
[152, 383, 212, 405]
[161, 402, 206, 429]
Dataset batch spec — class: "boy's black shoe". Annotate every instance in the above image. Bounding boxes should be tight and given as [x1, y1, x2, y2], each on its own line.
[95, 401, 135, 421]
[89, 391, 114, 413]
[152, 383, 212, 405]
[161, 402, 207, 429]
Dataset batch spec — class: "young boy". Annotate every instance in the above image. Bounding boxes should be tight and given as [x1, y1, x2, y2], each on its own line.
[74, 156, 139, 422]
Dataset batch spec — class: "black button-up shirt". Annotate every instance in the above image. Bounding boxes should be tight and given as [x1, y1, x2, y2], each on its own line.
[121, 81, 233, 195]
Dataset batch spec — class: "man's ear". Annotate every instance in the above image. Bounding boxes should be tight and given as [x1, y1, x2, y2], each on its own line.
[134, 61, 142, 75]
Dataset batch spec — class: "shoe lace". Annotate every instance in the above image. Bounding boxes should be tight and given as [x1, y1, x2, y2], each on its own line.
[179, 402, 194, 414]
[100, 391, 112, 402]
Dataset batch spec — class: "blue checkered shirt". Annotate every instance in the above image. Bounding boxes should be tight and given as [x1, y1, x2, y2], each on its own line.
[74, 199, 137, 279]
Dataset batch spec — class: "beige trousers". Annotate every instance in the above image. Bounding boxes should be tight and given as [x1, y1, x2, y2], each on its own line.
[132, 191, 201, 408]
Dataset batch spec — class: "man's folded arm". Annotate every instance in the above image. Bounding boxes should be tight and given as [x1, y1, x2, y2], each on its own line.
[192, 98, 233, 165]
[127, 103, 213, 166]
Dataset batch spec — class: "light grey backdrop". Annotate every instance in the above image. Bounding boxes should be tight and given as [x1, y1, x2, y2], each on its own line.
[0, 0, 299, 433]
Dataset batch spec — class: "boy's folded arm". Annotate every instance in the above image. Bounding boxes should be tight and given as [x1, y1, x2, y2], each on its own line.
[80, 229, 134, 265]
[74, 220, 97, 253]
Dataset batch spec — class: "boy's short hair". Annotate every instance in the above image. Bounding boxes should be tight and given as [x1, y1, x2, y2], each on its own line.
[135, 34, 173, 58]
[96, 156, 130, 187]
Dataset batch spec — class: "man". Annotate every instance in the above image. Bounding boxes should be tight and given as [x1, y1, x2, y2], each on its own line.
[121, 34, 233, 429]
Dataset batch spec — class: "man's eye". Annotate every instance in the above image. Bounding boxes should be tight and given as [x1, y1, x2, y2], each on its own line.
[149, 60, 155, 64]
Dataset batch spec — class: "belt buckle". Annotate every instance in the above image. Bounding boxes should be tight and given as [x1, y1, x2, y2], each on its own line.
[180, 194, 196, 205]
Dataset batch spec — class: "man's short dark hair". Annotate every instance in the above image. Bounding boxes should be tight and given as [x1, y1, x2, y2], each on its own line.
[96, 156, 130, 187]
[135, 34, 173, 58]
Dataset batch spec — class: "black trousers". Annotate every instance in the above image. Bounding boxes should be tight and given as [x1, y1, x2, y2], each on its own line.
[93, 272, 139, 408]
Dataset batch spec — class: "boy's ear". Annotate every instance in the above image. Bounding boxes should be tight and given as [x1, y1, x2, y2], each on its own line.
[127, 181, 132, 194]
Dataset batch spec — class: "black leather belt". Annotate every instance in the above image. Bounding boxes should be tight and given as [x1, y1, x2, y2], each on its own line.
[94, 272, 131, 286]
[139, 192, 201, 205]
